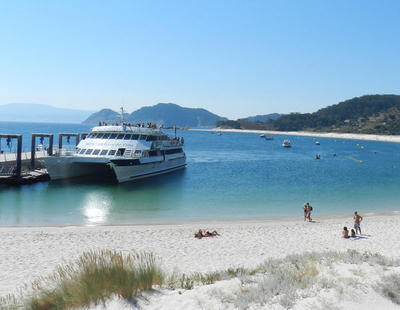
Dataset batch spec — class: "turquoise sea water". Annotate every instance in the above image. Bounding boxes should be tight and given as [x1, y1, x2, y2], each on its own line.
[0, 122, 400, 226]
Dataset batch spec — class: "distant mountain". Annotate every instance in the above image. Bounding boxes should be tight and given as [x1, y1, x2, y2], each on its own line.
[239, 113, 280, 122]
[0, 103, 94, 123]
[83, 103, 227, 127]
[82, 109, 125, 125]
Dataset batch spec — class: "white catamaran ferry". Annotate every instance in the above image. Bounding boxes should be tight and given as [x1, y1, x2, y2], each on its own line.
[40, 113, 186, 183]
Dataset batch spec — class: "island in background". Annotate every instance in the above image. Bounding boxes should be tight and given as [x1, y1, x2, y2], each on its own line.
[217, 94, 400, 135]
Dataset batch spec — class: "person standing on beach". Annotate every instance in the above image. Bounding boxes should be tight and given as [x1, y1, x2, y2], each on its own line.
[303, 204, 308, 221]
[303, 202, 312, 222]
[307, 203, 313, 222]
[353, 211, 363, 234]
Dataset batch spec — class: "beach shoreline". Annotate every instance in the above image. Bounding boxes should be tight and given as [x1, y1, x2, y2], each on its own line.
[0, 209, 399, 229]
[2, 212, 400, 300]
[191, 128, 400, 143]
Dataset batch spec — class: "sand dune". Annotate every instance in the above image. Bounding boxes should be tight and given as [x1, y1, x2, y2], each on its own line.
[1, 213, 400, 303]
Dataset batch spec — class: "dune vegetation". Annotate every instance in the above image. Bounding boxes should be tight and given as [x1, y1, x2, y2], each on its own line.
[1, 249, 400, 309]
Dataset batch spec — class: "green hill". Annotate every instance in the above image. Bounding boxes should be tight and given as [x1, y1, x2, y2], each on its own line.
[239, 113, 280, 122]
[82, 109, 122, 124]
[218, 95, 400, 135]
[83, 103, 227, 127]
[268, 95, 400, 134]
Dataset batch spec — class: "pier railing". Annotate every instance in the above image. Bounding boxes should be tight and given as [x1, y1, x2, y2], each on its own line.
[0, 150, 49, 163]
[0, 165, 30, 176]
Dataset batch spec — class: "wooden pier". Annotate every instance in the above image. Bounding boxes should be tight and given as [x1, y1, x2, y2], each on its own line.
[0, 132, 86, 185]
[0, 169, 50, 185]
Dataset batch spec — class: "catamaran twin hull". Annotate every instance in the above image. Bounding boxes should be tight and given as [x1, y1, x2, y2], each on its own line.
[41, 155, 186, 183]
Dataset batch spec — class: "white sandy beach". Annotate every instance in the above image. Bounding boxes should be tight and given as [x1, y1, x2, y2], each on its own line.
[193, 128, 400, 143]
[1, 213, 400, 309]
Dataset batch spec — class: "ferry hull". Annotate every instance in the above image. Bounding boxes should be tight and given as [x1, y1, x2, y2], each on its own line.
[40, 157, 115, 181]
[41, 156, 186, 183]
[111, 157, 186, 183]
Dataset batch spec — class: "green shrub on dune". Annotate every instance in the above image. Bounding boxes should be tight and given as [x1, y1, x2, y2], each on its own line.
[2, 250, 163, 310]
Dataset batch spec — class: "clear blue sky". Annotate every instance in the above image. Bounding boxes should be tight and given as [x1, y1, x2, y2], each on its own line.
[0, 0, 399, 119]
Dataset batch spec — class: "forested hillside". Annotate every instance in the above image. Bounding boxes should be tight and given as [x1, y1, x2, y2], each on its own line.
[218, 95, 400, 134]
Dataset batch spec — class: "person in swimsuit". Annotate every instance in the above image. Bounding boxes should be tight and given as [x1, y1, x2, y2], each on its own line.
[194, 229, 204, 239]
[306, 203, 313, 222]
[342, 227, 349, 238]
[353, 211, 363, 235]
[303, 204, 308, 221]
[350, 229, 356, 238]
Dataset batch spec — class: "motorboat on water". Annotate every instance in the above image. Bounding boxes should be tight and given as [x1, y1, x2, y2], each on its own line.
[40, 110, 186, 183]
[282, 139, 291, 147]
[315, 141, 320, 145]
[260, 134, 265, 138]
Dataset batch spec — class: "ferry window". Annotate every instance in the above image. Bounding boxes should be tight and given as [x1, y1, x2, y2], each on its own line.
[165, 148, 182, 155]
[123, 134, 131, 140]
[97, 134, 104, 139]
[146, 135, 156, 141]
[79, 149, 86, 154]
[103, 133, 110, 139]
[116, 148, 125, 156]
[134, 150, 142, 155]
[117, 134, 124, 139]
[85, 149, 93, 155]
[87, 134, 94, 138]
[110, 134, 117, 139]
[100, 150, 108, 155]
[139, 135, 147, 140]
[131, 134, 139, 140]
[108, 150, 116, 156]
[93, 149, 100, 155]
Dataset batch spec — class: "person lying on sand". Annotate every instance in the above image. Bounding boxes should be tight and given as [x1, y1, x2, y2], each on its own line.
[194, 229, 220, 238]
[194, 229, 204, 238]
[206, 230, 220, 236]
[342, 227, 349, 238]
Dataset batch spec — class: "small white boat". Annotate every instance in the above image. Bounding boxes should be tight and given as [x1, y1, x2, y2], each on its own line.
[260, 134, 265, 138]
[282, 140, 291, 147]
[315, 141, 320, 145]
[217, 132, 222, 136]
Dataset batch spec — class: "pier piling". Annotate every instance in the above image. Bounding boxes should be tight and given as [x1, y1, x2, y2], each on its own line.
[1, 131, 85, 185]
[80, 133, 88, 140]
[31, 134, 54, 168]
[58, 133, 80, 150]
[0, 134, 22, 177]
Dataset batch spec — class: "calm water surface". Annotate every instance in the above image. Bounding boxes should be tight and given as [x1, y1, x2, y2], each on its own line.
[1, 122, 400, 226]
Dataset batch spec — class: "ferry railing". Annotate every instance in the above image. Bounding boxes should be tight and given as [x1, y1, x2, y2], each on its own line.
[54, 148, 76, 156]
